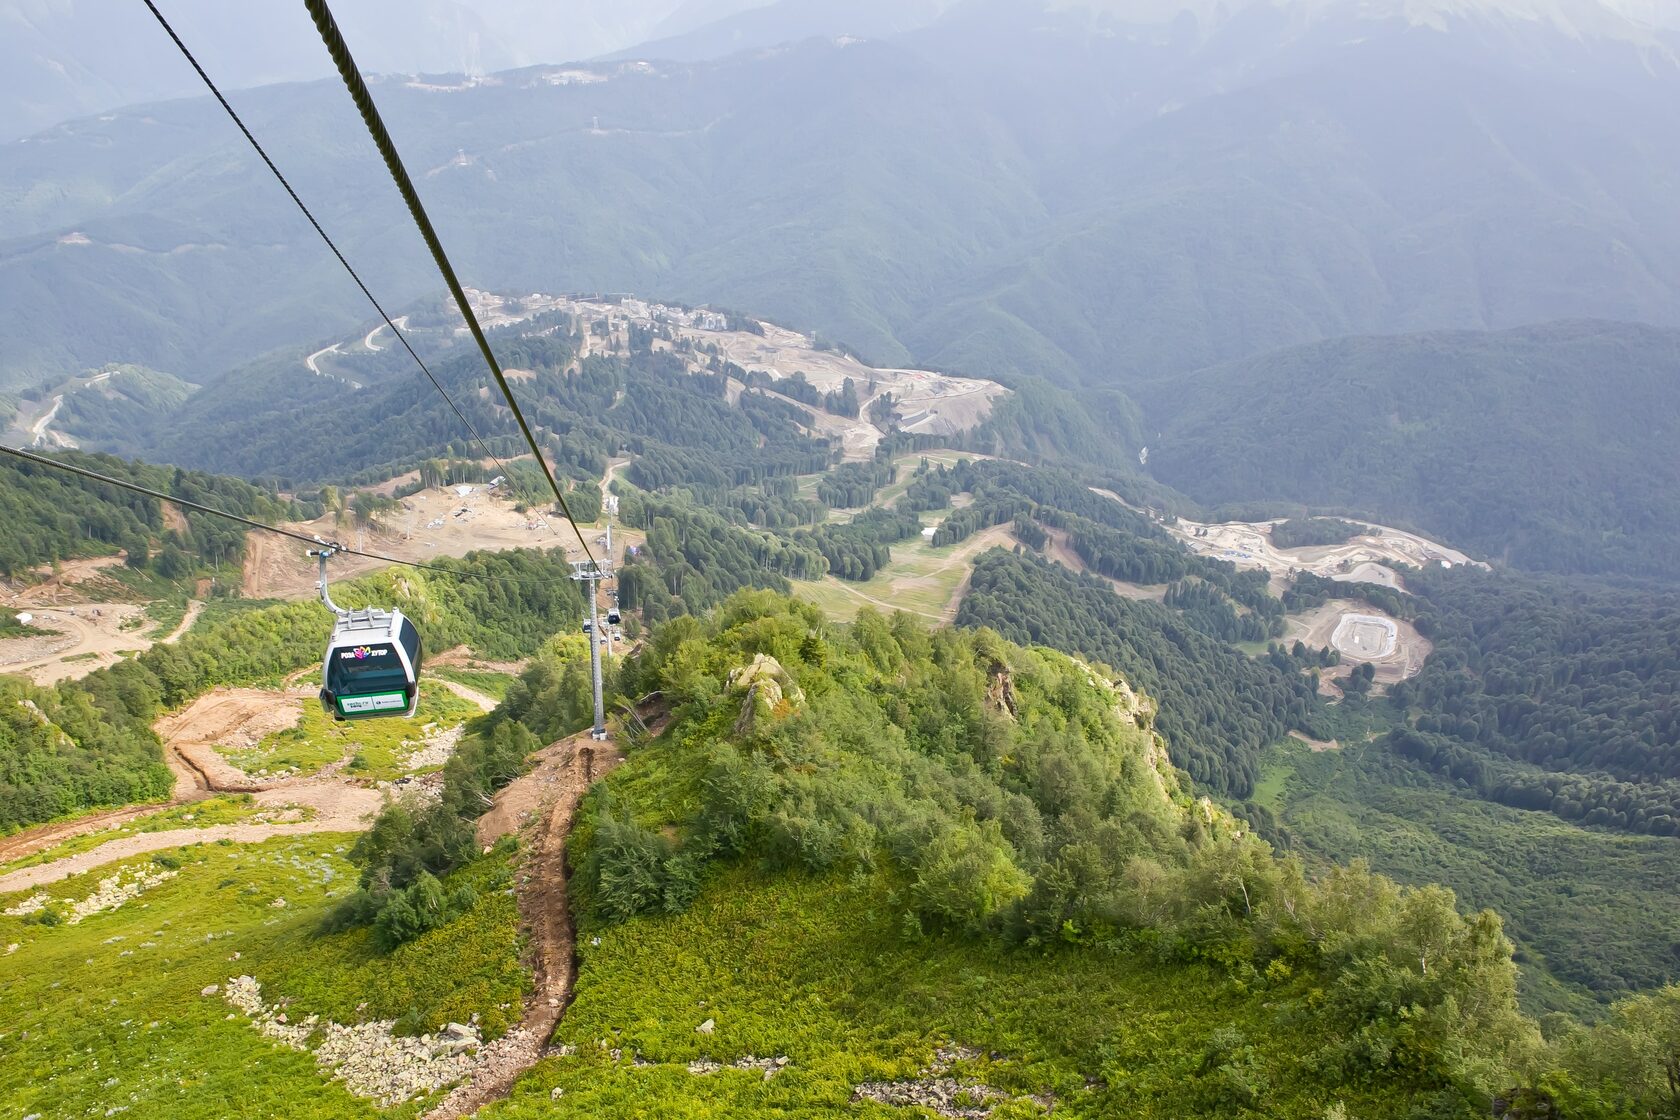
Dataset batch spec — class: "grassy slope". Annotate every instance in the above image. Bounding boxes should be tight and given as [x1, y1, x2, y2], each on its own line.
[0, 837, 522, 1120]
[224, 680, 484, 782]
[1262, 744, 1680, 1017]
[484, 866, 1420, 1119]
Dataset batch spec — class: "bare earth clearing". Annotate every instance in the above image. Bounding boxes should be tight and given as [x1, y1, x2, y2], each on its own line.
[242, 484, 644, 600]
[1287, 600, 1433, 685]
[1166, 514, 1483, 584]
[800, 523, 1017, 624]
[0, 559, 209, 684]
[0, 673, 502, 892]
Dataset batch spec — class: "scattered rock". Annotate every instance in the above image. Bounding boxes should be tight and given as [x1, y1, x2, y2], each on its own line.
[696, 1018, 715, 1035]
[850, 1043, 1043, 1119]
[201, 985, 219, 997]
[403, 724, 465, 771]
[29, 864, 179, 925]
[684, 1054, 790, 1078]
[550, 1087, 564, 1100]
[4, 891, 49, 916]
[853, 1078, 1003, 1119]
[223, 975, 497, 1107]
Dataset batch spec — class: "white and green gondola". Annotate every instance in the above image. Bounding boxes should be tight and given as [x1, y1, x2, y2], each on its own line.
[310, 548, 422, 721]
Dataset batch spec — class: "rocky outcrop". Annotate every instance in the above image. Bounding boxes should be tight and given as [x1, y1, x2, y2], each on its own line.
[727, 654, 804, 737]
[984, 664, 1018, 720]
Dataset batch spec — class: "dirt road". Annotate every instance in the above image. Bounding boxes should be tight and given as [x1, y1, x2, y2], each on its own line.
[161, 600, 204, 644]
[437, 678, 499, 714]
[0, 782, 381, 894]
[28, 394, 67, 447]
[427, 732, 624, 1120]
[155, 687, 311, 793]
[0, 687, 383, 893]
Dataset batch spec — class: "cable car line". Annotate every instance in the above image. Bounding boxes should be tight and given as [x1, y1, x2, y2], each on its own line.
[137, 0, 520, 489]
[303, 0, 600, 571]
[0, 444, 569, 588]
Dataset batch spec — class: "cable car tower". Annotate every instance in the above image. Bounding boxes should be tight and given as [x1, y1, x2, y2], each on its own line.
[572, 494, 622, 741]
[571, 556, 611, 742]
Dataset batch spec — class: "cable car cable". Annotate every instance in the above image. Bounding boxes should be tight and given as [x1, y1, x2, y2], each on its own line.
[137, 0, 519, 488]
[302, 0, 600, 570]
[0, 445, 570, 588]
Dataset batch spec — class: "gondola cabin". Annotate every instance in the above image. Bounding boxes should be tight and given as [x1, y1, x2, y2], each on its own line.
[319, 607, 422, 720]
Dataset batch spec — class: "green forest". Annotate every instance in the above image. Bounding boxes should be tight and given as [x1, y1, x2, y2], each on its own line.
[0, 449, 311, 577]
[1271, 518, 1369, 549]
[957, 551, 1321, 798]
[1253, 742, 1680, 1017]
[534, 592, 1679, 1119]
[1385, 569, 1680, 836]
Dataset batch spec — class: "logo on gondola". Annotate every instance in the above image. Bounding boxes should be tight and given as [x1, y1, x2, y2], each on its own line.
[339, 646, 388, 660]
[353, 646, 373, 659]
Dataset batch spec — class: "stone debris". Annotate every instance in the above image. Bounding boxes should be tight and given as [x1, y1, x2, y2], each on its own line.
[5, 943, 18, 954]
[851, 1043, 1044, 1120]
[200, 984, 219, 997]
[852, 1078, 1004, 1119]
[58, 865, 178, 924]
[3, 893, 48, 917]
[696, 1018, 715, 1034]
[687, 1055, 791, 1080]
[222, 975, 544, 1108]
[404, 725, 464, 771]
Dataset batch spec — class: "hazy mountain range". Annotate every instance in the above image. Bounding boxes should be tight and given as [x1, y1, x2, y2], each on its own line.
[5, 0, 1675, 381]
[5, 0, 1679, 575]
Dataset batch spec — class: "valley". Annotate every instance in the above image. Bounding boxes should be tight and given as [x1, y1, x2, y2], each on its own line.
[6, 1, 1680, 1111]
[3, 285, 1661, 1035]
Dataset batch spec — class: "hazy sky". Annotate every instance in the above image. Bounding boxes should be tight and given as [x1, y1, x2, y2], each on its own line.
[3, 0, 1673, 140]
[0, 0, 767, 139]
